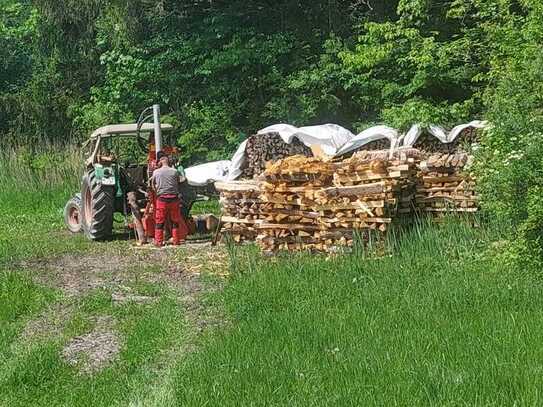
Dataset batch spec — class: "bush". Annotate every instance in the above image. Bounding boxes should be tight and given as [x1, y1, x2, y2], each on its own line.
[476, 3, 543, 268]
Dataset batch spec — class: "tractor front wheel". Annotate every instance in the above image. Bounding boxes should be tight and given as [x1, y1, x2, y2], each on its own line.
[80, 170, 114, 240]
[63, 194, 82, 233]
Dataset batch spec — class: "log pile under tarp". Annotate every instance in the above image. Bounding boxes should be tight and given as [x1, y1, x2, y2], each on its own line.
[348, 147, 425, 164]
[412, 133, 451, 154]
[241, 133, 313, 179]
[215, 180, 262, 243]
[412, 127, 482, 154]
[415, 153, 478, 214]
[358, 138, 392, 151]
[255, 154, 416, 253]
[447, 127, 481, 153]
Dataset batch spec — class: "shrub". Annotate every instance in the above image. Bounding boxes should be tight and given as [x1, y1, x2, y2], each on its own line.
[476, 2, 543, 268]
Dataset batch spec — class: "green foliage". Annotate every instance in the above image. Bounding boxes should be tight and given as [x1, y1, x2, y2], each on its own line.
[0, 0, 489, 144]
[178, 102, 244, 164]
[279, 36, 354, 126]
[0, 0, 37, 91]
[75, 47, 157, 133]
[339, 13, 484, 129]
[474, 0, 543, 267]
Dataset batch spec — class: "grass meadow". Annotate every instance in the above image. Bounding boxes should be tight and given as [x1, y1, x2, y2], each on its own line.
[1, 147, 543, 406]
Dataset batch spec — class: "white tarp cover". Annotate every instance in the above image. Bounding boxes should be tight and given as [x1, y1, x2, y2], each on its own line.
[226, 123, 400, 180]
[228, 123, 398, 181]
[257, 123, 354, 156]
[402, 120, 488, 147]
[258, 123, 401, 157]
[228, 139, 250, 181]
[334, 125, 399, 156]
[185, 160, 231, 186]
[224, 121, 488, 181]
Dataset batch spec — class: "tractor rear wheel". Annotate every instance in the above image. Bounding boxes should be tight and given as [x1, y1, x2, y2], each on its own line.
[63, 193, 82, 233]
[80, 170, 114, 240]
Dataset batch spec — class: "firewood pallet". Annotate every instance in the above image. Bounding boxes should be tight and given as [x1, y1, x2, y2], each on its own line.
[215, 180, 263, 243]
[254, 153, 417, 254]
[414, 153, 478, 214]
[215, 149, 479, 254]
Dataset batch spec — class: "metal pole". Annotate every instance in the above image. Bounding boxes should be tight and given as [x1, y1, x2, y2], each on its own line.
[153, 104, 162, 159]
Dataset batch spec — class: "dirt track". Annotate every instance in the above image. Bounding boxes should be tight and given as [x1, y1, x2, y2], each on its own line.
[16, 242, 228, 374]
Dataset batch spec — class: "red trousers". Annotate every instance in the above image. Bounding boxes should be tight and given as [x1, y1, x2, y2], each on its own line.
[154, 196, 188, 246]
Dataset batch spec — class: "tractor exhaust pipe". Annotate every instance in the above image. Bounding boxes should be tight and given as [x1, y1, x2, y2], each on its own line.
[137, 104, 163, 161]
[153, 104, 162, 160]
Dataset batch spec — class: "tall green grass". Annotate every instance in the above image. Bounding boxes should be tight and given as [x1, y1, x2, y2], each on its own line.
[0, 146, 88, 265]
[173, 220, 543, 406]
[0, 145, 83, 192]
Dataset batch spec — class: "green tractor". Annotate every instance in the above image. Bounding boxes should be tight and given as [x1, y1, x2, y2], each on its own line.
[64, 105, 215, 241]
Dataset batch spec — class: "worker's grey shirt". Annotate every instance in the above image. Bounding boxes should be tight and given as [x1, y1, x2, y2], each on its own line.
[151, 166, 180, 196]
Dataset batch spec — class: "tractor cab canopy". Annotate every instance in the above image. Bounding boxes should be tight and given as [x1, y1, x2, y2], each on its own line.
[89, 123, 173, 140]
[85, 123, 174, 166]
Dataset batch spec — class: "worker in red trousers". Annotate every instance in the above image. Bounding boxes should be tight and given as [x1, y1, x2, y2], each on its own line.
[150, 152, 188, 246]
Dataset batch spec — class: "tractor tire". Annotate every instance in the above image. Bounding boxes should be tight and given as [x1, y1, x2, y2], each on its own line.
[80, 170, 114, 241]
[63, 193, 82, 233]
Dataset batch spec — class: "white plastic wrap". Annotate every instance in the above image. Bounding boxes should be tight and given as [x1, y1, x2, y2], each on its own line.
[334, 125, 399, 156]
[227, 139, 249, 181]
[402, 120, 488, 147]
[185, 160, 231, 186]
[223, 120, 488, 181]
[257, 123, 354, 156]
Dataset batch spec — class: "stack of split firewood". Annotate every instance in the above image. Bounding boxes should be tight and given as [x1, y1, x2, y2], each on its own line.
[255, 154, 416, 253]
[344, 148, 421, 215]
[215, 149, 480, 252]
[256, 156, 336, 253]
[415, 153, 478, 214]
[214, 180, 262, 242]
[241, 133, 313, 179]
